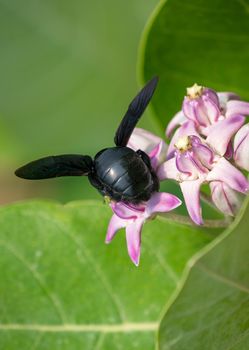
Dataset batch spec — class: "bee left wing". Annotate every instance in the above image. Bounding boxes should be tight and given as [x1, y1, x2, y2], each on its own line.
[114, 76, 159, 147]
[15, 154, 93, 179]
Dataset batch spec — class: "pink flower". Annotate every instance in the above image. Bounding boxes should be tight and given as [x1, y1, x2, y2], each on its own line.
[158, 134, 249, 225]
[166, 84, 248, 148]
[182, 85, 220, 129]
[106, 193, 181, 266]
[105, 128, 181, 266]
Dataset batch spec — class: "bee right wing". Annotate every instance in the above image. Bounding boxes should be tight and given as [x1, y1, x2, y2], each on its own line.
[15, 154, 93, 179]
[114, 76, 159, 147]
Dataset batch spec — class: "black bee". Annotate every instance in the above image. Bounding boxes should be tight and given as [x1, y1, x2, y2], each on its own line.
[15, 77, 159, 204]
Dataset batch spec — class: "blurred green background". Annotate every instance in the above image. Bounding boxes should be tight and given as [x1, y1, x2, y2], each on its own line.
[0, 0, 159, 205]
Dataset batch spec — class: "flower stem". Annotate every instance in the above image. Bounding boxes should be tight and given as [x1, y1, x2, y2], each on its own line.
[158, 212, 232, 228]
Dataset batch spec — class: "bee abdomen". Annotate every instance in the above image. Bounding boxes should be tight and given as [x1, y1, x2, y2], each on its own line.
[92, 146, 158, 203]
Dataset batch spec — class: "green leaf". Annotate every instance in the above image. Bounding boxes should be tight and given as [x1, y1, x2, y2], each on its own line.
[139, 0, 249, 131]
[158, 198, 249, 349]
[0, 200, 222, 349]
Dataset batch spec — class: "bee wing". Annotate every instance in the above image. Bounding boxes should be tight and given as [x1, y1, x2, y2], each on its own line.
[114, 76, 159, 147]
[15, 154, 93, 179]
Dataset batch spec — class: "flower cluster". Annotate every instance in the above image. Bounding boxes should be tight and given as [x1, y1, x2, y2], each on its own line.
[160, 83, 249, 224]
[106, 84, 249, 265]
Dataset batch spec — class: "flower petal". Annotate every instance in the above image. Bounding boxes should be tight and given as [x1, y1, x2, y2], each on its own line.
[182, 97, 199, 122]
[210, 181, 243, 216]
[179, 119, 199, 136]
[149, 140, 167, 169]
[111, 201, 145, 220]
[157, 158, 179, 181]
[128, 127, 166, 154]
[166, 111, 186, 137]
[204, 88, 220, 107]
[192, 139, 214, 169]
[234, 123, 249, 171]
[217, 92, 240, 112]
[167, 128, 180, 160]
[206, 115, 245, 156]
[180, 179, 203, 225]
[199, 95, 220, 125]
[105, 214, 126, 243]
[226, 100, 249, 118]
[126, 219, 143, 266]
[224, 141, 233, 160]
[146, 192, 182, 217]
[176, 152, 201, 177]
[207, 157, 249, 194]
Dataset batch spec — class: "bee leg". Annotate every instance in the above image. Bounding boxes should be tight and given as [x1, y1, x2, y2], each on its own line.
[136, 149, 152, 169]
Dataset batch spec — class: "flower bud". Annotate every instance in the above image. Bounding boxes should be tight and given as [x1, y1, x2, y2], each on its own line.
[182, 84, 220, 128]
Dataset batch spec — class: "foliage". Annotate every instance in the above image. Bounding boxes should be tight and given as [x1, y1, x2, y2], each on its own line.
[0, 201, 220, 349]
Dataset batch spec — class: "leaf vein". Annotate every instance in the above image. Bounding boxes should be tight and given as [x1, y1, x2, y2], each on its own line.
[198, 263, 249, 294]
[29, 333, 44, 350]
[39, 212, 126, 322]
[143, 238, 179, 285]
[0, 322, 158, 333]
[0, 240, 68, 324]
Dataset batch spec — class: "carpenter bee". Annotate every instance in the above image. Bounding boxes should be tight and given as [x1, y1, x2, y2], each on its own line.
[15, 77, 159, 204]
